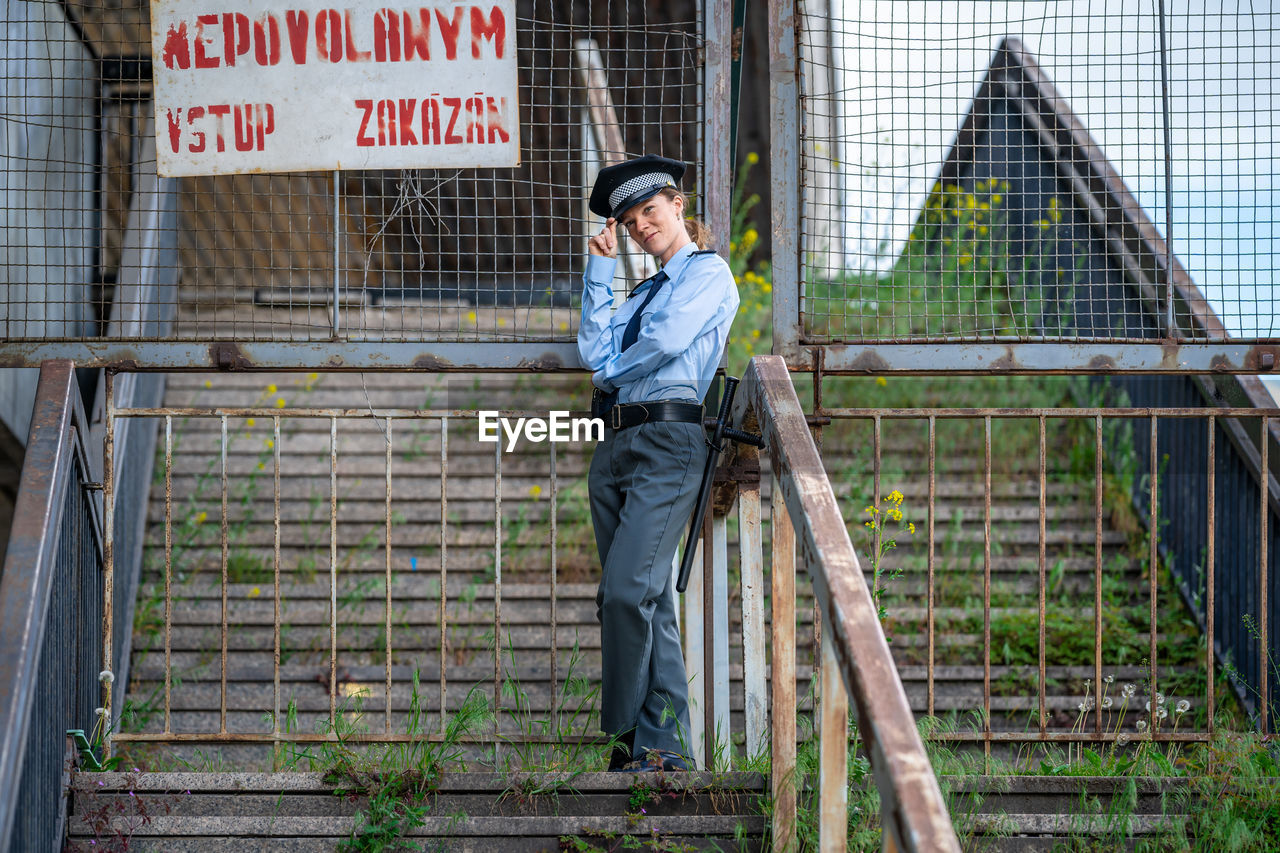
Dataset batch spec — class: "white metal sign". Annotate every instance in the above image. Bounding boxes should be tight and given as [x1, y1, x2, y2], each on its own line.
[150, 0, 519, 176]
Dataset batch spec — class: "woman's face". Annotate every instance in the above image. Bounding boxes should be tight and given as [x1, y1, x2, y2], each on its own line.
[619, 192, 689, 265]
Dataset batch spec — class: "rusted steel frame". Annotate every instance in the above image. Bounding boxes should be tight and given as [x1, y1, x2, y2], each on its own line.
[703, 512, 730, 769]
[0, 360, 91, 849]
[384, 418, 394, 734]
[703, 0, 733, 253]
[1207, 418, 1216, 735]
[927, 417, 936, 718]
[1149, 417, 1159, 733]
[1038, 416, 1047, 736]
[738, 356, 960, 853]
[103, 370, 116, 748]
[770, 478, 797, 853]
[768, 0, 802, 363]
[983, 416, 992, 761]
[549, 444, 559, 733]
[818, 630, 848, 853]
[329, 418, 339, 726]
[272, 417, 282, 744]
[164, 417, 174, 735]
[493, 439, 502, 737]
[219, 415, 229, 733]
[439, 416, 449, 734]
[739, 478, 767, 758]
[1261, 416, 1270, 734]
[788, 343, 1280, 375]
[111, 731, 611, 744]
[1094, 416, 1104, 737]
[0, 342, 589, 372]
[112, 406, 583, 419]
[927, 731, 1214, 744]
[821, 406, 1280, 419]
[873, 415, 882, 579]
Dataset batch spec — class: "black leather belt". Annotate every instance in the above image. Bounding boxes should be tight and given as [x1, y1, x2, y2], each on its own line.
[606, 400, 704, 431]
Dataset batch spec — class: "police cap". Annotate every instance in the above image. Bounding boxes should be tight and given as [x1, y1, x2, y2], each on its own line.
[589, 154, 686, 220]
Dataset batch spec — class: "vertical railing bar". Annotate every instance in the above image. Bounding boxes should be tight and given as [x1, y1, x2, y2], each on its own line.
[272, 416, 282, 744]
[439, 416, 449, 734]
[220, 414, 229, 734]
[1149, 416, 1158, 732]
[818, 629, 848, 853]
[332, 169, 341, 338]
[385, 417, 394, 734]
[102, 370, 115, 756]
[1094, 415, 1104, 738]
[927, 415, 936, 719]
[493, 436, 502, 741]
[983, 415, 992, 761]
[1207, 417, 1216, 736]
[549, 443, 559, 733]
[1038, 415, 1047, 736]
[740, 478, 766, 757]
[1156, 0, 1177, 337]
[1260, 415, 1269, 734]
[329, 416, 339, 726]
[771, 476, 797, 853]
[873, 414, 882, 560]
[163, 415, 173, 735]
[703, 512, 716, 768]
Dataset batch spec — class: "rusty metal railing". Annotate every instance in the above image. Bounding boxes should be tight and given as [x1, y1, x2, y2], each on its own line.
[0, 360, 105, 851]
[731, 355, 960, 853]
[103, 379, 751, 765]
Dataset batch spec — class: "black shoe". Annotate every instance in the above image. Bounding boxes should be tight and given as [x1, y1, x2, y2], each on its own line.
[607, 730, 636, 771]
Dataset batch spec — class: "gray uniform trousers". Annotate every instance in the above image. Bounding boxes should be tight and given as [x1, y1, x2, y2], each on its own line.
[588, 418, 705, 760]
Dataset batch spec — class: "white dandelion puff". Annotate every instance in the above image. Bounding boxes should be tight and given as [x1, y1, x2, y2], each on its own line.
[99, 670, 114, 684]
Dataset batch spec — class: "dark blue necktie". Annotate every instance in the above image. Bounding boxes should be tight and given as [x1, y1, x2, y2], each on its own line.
[621, 271, 667, 353]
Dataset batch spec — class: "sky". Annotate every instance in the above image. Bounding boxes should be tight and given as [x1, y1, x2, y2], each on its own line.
[828, 0, 1276, 338]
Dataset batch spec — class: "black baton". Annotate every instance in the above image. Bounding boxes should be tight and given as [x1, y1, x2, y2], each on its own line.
[676, 376, 764, 594]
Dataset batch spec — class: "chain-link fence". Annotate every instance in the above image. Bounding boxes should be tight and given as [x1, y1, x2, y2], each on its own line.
[3, 0, 719, 365]
[791, 0, 1275, 350]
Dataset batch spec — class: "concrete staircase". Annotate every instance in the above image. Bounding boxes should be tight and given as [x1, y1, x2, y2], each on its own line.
[73, 371, 1200, 849]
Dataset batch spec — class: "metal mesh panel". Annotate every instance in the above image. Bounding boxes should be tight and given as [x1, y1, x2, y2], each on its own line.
[799, 1, 1276, 344]
[3, 0, 704, 345]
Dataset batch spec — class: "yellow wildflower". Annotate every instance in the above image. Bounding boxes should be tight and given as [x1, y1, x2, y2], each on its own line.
[762, 283, 772, 293]
[991, 194, 1002, 205]
[529, 484, 543, 498]
[247, 418, 256, 427]
[467, 311, 477, 323]
[889, 508, 903, 522]
[203, 380, 213, 389]
[747, 152, 759, 165]
[888, 490, 904, 504]
[265, 439, 274, 449]
[275, 397, 286, 408]
[908, 522, 916, 535]
[875, 376, 887, 387]
[248, 586, 261, 598]
[751, 329, 761, 339]
[266, 384, 277, 395]
[196, 511, 207, 524]
[743, 228, 758, 246]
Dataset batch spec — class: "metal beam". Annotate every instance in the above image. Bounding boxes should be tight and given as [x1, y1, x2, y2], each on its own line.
[780, 341, 1280, 375]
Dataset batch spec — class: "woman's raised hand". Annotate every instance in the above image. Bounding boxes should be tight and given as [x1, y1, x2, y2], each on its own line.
[588, 218, 618, 258]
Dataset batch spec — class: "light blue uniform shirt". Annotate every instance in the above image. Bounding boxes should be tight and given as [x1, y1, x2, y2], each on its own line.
[578, 241, 739, 405]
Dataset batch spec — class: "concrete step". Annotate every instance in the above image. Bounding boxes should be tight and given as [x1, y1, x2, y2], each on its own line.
[66, 771, 767, 851]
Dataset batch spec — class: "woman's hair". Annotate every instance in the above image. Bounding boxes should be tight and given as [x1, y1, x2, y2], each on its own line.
[657, 187, 713, 250]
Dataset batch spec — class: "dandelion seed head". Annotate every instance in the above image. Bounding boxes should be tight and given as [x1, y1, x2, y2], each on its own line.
[1176, 699, 1190, 714]
[1136, 720, 1148, 732]
[94, 707, 107, 717]
[1102, 697, 1113, 709]
[1122, 683, 1136, 698]
[1157, 708, 1168, 720]
[1156, 692, 1165, 705]
[99, 670, 114, 684]
[1104, 675, 1115, 684]
[1116, 734, 1131, 746]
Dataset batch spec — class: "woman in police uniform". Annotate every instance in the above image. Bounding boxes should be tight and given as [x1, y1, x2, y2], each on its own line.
[578, 155, 739, 771]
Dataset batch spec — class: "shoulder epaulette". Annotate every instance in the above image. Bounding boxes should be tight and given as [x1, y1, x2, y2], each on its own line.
[690, 249, 718, 256]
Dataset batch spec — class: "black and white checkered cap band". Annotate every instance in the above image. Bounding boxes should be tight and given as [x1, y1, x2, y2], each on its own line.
[609, 172, 676, 212]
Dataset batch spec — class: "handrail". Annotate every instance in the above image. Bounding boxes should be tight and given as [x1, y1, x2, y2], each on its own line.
[0, 359, 104, 851]
[733, 355, 959, 852]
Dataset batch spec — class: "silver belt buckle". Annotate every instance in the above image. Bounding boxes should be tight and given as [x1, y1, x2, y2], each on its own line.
[610, 405, 623, 430]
